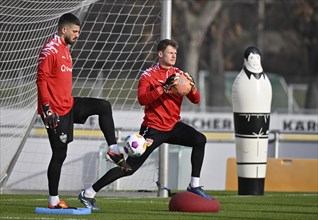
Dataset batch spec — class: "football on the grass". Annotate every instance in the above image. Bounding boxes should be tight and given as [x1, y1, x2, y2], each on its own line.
[123, 133, 147, 157]
[171, 74, 192, 96]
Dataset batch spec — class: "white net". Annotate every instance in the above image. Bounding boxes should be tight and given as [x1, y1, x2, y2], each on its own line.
[0, 0, 98, 185]
[72, 1, 161, 109]
[70, 0, 162, 191]
[1, 0, 161, 193]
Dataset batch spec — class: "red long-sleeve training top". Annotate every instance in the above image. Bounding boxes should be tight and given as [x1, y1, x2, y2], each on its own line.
[36, 34, 74, 116]
[138, 64, 200, 131]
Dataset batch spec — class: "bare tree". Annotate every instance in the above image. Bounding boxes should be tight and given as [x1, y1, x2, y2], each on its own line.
[284, 0, 318, 109]
[172, 0, 317, 110]
[172, 0, 222, 84]
[206, 7, 228, 107]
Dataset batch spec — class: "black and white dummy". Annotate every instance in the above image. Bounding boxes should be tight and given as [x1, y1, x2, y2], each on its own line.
[232, 46, 272, 195]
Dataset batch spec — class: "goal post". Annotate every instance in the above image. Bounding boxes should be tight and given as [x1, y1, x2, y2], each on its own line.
[158, 0, 172, 198]
[0, 0, 165, 193]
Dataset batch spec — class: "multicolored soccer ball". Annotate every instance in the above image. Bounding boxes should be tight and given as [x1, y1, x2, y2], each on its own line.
[124, 133, 147, 157]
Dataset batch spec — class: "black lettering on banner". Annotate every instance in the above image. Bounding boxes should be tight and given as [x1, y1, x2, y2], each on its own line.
[283, 120, 317, 132]
[213, 119, 220, 129]
[223, 119, 232, 129]
[295, 121, 305, 131]
[200, 118, 210, 130]
[283, 121, 292, 130]
[307, 121, 317, 131]
[191, 118, 200, 129]
[182, 117, 233, 130]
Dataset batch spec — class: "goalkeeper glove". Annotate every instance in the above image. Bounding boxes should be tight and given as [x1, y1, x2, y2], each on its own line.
[42, 104, 59, 129]
[162, 73, 179, 92]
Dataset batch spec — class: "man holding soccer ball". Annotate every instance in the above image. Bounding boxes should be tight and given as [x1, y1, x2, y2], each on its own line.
[37, 13, 130, 209]
[79, 39, 212, 210]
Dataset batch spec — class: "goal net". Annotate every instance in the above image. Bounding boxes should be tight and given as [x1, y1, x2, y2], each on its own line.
[0, 0, 98, 186]
[1, 0, 162, 193]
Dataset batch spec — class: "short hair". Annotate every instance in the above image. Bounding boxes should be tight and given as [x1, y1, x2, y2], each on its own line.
[58, 13, 80, 30]
[157, 39, 178, 52]
[244, 46, 262, 59]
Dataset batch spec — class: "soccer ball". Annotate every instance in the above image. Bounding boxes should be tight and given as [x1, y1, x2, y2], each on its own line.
[171, 74, 192, 96]
[123, 133, 147, 157]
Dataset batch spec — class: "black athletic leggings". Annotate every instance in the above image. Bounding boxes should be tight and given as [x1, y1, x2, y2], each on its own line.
[46, 97, 116, 196]
[93, 121, 207, 192]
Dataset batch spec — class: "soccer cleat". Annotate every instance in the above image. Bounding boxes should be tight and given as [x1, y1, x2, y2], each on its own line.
[48, 200, 72, 209]
[187, 184, 213, 200]
[106, 151, 132, 171]
[78, 190, 100, 210]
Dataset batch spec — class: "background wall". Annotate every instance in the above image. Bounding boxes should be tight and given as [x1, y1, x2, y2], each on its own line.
[3, 111, 317, 193]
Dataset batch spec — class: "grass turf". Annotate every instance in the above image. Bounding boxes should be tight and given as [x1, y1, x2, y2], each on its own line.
[0, 191, 317, 220]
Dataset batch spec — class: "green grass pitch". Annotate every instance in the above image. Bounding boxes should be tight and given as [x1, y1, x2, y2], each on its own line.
[0, 191, 317, 220]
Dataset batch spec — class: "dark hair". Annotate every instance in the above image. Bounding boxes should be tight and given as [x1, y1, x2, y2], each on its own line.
[157, 39, 178, 52]
[244, 46, 262, 59]
[58, 13, 80, 30]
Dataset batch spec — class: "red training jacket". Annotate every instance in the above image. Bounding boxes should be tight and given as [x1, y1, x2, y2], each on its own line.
[138, 64, 200, 131]
[36, 34, 74, 116]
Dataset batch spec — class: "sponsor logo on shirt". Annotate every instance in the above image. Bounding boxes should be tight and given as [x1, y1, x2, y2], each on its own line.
[61, 64, 72, 72]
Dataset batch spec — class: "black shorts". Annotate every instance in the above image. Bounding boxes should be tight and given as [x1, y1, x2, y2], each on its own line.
[44, 97, 96, 145]
[126, 121, 206, 168]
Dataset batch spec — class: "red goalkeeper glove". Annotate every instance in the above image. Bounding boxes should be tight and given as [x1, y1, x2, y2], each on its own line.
[42, 104, 59, 129]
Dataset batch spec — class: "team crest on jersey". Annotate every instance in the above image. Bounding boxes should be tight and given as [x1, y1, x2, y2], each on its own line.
[145, 138, 154, 147]
[59, 133, 67, 143]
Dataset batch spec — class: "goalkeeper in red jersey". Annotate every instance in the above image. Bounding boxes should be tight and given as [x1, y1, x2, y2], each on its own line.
[79, 39, 212, 210]
[37, 13, 130, 209]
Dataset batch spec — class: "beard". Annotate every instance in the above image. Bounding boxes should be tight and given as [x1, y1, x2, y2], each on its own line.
[64, 36, 77, 45]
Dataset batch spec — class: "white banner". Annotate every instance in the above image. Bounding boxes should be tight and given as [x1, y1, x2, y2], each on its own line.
[13, 109, 317, 134]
